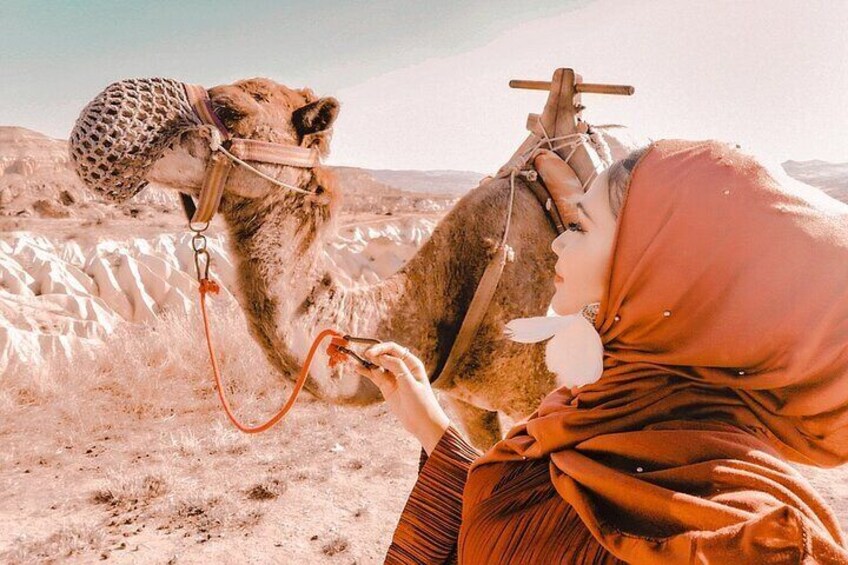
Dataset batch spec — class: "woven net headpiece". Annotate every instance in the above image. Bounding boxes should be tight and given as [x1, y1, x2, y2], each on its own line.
[69, 78, 204, 202]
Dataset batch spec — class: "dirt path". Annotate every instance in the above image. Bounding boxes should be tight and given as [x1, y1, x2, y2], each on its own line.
[0, 394, 419, 564]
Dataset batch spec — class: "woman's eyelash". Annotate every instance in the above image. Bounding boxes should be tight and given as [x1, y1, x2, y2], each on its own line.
[566, 222, 585, 233]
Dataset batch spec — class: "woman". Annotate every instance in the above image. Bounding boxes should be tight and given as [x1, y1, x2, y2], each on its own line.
[355, 139, 848, 564]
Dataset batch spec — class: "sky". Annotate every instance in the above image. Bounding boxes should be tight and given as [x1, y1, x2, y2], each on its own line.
[1, 0, 846, 173]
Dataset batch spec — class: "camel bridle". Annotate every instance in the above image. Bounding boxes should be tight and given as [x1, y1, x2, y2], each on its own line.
[178, 85, 358, 434]
[180, 84, 322, 229]
[181, 83, 327, 307]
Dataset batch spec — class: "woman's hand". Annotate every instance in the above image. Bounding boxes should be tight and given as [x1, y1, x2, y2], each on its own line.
[353, 342, 450, 455]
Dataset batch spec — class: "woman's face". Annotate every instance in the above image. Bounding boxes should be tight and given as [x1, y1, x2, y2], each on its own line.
[551, 169, 619, 316]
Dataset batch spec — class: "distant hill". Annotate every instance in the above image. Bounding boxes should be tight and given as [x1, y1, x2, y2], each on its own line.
[367, 169, 484, 196]
[331, 167, 479, 215]
[1, 126, 845, 220]
[0, 126, 119, 219]
[0, 126, 70, 172]
[0, 127, 468, 220]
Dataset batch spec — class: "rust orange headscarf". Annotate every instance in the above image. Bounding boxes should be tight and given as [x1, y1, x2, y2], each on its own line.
[469, 139, 848, 563]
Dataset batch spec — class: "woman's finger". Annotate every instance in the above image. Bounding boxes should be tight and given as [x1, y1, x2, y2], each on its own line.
[364, 342, 429, 384]
[365, 342, 417, 367]
[400, 353, 428, 384]
[353, 363, 396, 394]
[368, 354, 416, 384]
[363, 341, 408, 359]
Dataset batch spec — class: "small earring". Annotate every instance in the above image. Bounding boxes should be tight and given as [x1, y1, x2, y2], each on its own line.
[580, 302, 600, 326]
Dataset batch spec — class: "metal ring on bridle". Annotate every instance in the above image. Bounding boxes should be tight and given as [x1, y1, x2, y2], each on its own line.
[189, 221, 211, 234]
[194, 248, 212, 281]
[191, 233, 208, 252]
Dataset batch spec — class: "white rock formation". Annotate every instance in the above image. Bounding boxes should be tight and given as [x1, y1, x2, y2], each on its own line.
[0, 217, 437, 377]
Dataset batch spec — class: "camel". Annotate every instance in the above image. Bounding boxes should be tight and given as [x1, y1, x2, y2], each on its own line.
[144, 77, 645, 449]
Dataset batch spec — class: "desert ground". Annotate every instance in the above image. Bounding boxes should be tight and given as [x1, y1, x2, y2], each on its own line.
[1, 126, 847, 563]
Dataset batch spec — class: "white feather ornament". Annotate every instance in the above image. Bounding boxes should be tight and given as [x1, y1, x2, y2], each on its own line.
[504, 304, 604, 389]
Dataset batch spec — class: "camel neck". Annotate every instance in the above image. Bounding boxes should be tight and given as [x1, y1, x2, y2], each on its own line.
[218, 194, 432, 401]
[220, 196, 336, 377]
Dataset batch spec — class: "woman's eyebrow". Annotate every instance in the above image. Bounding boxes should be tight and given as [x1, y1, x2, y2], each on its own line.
[577, 202, 594, 224]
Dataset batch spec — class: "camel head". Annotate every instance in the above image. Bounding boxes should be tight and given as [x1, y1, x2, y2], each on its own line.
[69, 77, 379, 405]
[70, 76, 340, 211]
[151, 78, 340, 211]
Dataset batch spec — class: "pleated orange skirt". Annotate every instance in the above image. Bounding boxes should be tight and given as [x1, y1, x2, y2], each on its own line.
[457, 457, 625, 564]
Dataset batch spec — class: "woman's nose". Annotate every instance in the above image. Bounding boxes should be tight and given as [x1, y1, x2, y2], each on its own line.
[551, 232, 567, 255]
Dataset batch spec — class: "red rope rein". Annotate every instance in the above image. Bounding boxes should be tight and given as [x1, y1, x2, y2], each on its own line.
[198, 277, 348, 434]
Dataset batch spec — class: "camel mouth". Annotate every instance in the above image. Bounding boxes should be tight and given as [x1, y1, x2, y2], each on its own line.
[143, 130, 212, 194]
[307, 360, 383, 405]
[68, 78, 206, 204]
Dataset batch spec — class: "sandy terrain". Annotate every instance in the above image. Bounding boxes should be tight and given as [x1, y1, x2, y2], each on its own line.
[0, 297, 422, 564]
[2, 126, 847, 563]
[0, 213, 449, 564]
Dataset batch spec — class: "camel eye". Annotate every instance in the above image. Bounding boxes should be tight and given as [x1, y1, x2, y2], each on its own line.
[214, 104, 245, 126]
[252, 92, 268, 102]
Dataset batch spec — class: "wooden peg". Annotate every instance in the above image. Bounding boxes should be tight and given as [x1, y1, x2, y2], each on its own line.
[525, 114, 541, 135]
[509, 80, 634, 96]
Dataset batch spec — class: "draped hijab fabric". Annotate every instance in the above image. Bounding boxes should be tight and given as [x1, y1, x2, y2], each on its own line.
[463, 139, 848, 563]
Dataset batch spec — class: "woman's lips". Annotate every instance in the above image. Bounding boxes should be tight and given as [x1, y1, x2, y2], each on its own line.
[554, 274, 564, 284]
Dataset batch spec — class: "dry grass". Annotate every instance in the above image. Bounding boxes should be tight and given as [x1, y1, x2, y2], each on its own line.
[4, 523, 107, 565]
[0, 299, 420, 563]
[0, 300, 280, 437]
[322, 536, 350, 557]
[246, 477, 288, 500]
[92, 471, 170, 508]
[162, 493, 264, 535]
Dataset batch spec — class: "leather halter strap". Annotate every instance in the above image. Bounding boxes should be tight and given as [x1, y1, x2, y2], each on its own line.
[429, 170, 564, 389]
[182, 84, 320, 224]
[525, 177, 568, 234]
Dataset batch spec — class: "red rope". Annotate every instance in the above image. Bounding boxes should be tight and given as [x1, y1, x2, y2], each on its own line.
[198, 277, 345, 434]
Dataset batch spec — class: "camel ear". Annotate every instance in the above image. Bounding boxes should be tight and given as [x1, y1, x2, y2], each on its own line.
[292, 97, 339, 137]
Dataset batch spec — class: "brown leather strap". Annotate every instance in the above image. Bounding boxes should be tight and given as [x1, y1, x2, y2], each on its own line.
[431, 172, 569, 389]
[228, 138, 319, 168]
[192, 152, 233, 224]
[184, 83, 230, 140]
[431, 244, 510, 389]
[525, 178, 566, 234]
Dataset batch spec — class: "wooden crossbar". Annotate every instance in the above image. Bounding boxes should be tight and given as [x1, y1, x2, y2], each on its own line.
[505, 68, 635, 187]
